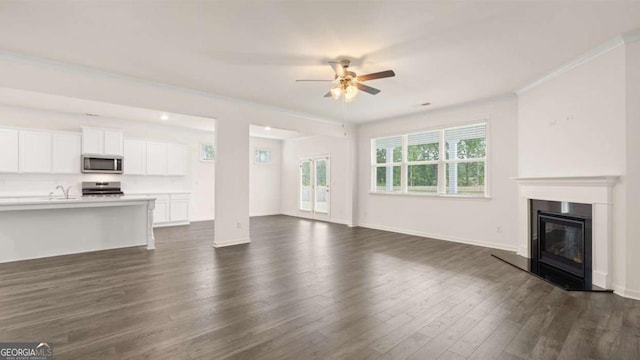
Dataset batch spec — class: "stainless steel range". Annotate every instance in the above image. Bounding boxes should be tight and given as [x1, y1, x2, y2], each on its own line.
[82, 181, 124, 197]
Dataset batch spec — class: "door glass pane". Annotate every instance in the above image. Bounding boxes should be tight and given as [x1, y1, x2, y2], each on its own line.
[408, 164, 438, 193]
[446, 162, 485, 195]
[315, 159, 328, 213]
[300, 161, 311, 211]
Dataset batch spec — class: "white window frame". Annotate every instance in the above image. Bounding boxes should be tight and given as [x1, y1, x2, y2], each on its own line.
[370, 121, 490, 198]
[200, 143, 216, 162]
[254, 148, 272, 164]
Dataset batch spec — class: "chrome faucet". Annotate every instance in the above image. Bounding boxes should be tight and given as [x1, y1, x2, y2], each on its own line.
[55, 185, 71, 199]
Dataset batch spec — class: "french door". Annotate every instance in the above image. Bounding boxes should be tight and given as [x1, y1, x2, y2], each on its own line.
[299, 155, 330, 220]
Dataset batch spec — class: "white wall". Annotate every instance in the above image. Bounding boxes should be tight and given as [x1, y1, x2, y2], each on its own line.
[0, 104, 216, 221]
[281, 135, 355, 225]
[518, 47, 627, 177]
[356, 96, 519, 251]
[625, 40, 640, 295]
[250, 137, 282, 216]
[517, 43, 636, 295]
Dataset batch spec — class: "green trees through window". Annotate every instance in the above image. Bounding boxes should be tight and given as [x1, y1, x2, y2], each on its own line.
[372, 123, 487, 196]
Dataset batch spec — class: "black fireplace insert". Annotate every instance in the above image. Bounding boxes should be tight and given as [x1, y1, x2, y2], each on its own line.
[537, 211, 591, 279]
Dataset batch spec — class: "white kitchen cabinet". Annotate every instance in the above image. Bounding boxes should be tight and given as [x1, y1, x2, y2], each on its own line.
[82, 127, 123, 156]
[123, 138, 147, 175]
[81, 127, 104, 155]
[170, 194, 190, 222]
[19, 130, 52, 173]
[152, 195, 171, 224]
[0, 128, 19, 173]
[103, 130, 123, 156]
[52, 132, 81, 174]
[166, 143, 188, 176]
[146, 141, 167, 175]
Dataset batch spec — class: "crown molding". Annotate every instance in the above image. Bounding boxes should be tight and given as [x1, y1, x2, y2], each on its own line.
[0, 49, 345, 127]
[516, 36, 625, 95]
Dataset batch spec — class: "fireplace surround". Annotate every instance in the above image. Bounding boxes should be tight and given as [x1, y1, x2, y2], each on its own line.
[495, 176, 618, 291]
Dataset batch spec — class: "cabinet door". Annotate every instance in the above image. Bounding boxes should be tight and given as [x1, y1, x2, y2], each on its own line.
[123, 138, 146, 175]
[52, 132, 81, 174]
[104, 129, 124, 156]
[153, 201, 170, 224]
[151, 194, 171, 224]
[82, 127, 104, 154]
[146, 141, 167, 175]
[166, 143, 187, 176]
[170, 195, 190, 222]
[19, 130, 52, 173]
[0, 128, 19, 173]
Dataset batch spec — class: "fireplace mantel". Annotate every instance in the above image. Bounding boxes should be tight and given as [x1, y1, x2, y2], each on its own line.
[514, 175, 620, 289]
[513, 176, 619, 187]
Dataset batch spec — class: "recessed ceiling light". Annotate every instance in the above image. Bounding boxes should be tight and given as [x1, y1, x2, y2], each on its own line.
[161, 114, 169, 121]
[265, 126, 271, 131]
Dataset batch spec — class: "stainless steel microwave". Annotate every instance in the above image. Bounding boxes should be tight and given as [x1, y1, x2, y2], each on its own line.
[81, 155, 123, 174]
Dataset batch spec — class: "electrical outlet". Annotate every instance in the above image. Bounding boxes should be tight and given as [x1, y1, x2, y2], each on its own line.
[496, 226, 503, 234]
[236, 222, 242, 229]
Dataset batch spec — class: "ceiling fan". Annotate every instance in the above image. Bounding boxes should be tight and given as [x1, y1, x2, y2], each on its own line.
[296, 60, 395, 102]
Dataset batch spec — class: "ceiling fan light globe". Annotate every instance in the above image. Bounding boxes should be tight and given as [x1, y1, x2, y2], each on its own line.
[330, 86, 342, 99]
[344, 84, 358, 102]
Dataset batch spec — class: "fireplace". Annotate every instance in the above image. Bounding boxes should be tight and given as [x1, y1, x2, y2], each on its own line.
[506, 176, 618, 292]
[530, 200, 593, 288]
[537, 212, 590, 278]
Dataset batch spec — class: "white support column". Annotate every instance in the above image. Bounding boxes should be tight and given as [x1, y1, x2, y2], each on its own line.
[213, 118, 251, 248]
[146, 199, 156, 250]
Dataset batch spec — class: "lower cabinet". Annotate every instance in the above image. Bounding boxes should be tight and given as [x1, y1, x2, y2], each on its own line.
[148, 193, 190, 227]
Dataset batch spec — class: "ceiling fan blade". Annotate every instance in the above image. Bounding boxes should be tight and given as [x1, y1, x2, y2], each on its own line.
[358, 70, 396, 82]
[296, 79, 333, 82]
[356, 83, 381, 95]
[329, 61, 345, 77]
[324, 91, 332, 98]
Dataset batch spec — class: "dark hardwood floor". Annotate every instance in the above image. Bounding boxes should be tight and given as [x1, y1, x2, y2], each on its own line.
[0, 215, 638, 359]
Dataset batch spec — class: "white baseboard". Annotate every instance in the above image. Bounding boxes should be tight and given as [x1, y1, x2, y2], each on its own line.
[153, 220, 190, 228]
[613, 284, 640, 301]
[250, 212, 281, 217]
[357, 222, 518, 252]
[212, 237, 251, 248]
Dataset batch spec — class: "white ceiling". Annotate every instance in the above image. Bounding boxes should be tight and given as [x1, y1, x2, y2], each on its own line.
[0, 2, 638, 124]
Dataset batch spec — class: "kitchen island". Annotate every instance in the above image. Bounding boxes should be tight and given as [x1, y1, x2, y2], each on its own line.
[0, 196, 155, 263]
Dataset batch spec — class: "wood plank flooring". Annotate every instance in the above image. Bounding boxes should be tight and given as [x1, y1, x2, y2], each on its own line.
[0, 215, 639, 359]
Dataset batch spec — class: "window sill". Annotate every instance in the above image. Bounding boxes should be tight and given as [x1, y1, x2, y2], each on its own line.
[368, 192, 492, 200]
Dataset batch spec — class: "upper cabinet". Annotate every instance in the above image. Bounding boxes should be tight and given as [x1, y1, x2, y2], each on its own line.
[82, 127, 123, 156]
[146, 141, 167, 176]
[0, 128, 19, 173]
[123, 138, 147, 175]
[104, 130, 124, 156]
[19, 130, 52, 173]
[52, 132, 81, 174]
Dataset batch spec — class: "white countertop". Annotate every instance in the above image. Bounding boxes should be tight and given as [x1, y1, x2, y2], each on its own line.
[0, 195, 155, 211]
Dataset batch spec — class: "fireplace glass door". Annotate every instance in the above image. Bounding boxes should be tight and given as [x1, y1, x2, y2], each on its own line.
[538, 213, 586, 278]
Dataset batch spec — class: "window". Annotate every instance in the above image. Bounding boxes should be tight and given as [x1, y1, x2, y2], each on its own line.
[200, 144, 216, 161]
[374, 136, 402, 192]
[371, 123, 487, 197]
[255, 149, 272, 164]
